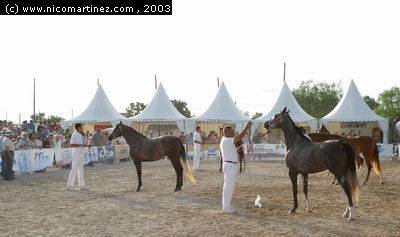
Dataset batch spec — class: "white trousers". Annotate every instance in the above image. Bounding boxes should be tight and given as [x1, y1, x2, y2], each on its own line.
[67, 153, 85, 187]
[192, 144, 202, 170]
[222, 162, 238, 210]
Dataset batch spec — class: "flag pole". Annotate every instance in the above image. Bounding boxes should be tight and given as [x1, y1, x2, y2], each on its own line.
[33, 77, 36, 121]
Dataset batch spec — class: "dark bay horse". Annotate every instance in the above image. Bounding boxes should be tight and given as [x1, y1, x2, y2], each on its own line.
[218, 127, 245, 173]
[309, 125, 382, 185]
[108, 123, 196, 192]
[264, 108, 360, 221]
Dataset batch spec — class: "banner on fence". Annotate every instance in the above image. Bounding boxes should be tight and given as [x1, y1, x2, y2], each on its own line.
[12, 149, 54, 172]
[114, 145, 130, 160]
[377, 143, 395, 158]
[244, 143, 286, 158]
[96, 145, 115, 162]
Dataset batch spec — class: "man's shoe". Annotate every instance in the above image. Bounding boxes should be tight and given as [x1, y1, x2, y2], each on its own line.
[222, 207, 236, 214]
[66, 186, 74, 191]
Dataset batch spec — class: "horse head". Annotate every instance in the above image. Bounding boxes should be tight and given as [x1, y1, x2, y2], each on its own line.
[264, 107, 290, 130]
[318, 124, 330, 134]
[108, 122, 124, 141]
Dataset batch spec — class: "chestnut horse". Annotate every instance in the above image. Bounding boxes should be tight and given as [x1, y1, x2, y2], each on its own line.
[108, 123, 196, 192]
[218, 127, 245, 173]
[309, 125, 383, 185]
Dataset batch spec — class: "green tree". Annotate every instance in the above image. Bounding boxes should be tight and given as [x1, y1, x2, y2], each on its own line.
[374, 86, 400, 142]
[171, 99, 192, 118]
[251, 112, 263, 120]
[363, 96, 380, 110]
[30, 112, 64, 123]
[125, 102, 147, 117]
[31, 112, 46, 123]
[46, 115, 65, 123]
[293, 80, 343, 118]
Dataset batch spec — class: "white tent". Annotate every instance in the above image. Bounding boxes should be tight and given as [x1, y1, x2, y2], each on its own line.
[321, 80, 389, 143]
[61, 84, 126, 128]
[187, 81, 249, 132]
[254, 81, 318, 132]
[128, 83, 186, 132]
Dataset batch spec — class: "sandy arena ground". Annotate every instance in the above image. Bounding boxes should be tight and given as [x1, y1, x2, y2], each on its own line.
[1, 158, 399, 236]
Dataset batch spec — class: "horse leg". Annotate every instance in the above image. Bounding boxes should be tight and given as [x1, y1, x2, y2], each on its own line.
[289, 171, 299, 214]
[302, 173, 311, 212]
[362, 160, 372, 185]
[169, 157, 183, 191]
[338, 176, 355, 221]
[133, 159, 142, 192]
[239, 158, 243, 173]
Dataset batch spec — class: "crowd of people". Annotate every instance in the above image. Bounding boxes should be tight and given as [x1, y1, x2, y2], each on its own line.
[176, 130, 222, 145]
[0, 120, 112, 151]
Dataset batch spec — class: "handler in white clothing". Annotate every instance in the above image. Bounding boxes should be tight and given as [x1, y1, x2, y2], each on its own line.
[220, 121, 252, 213]
[66, 123, 90, 191]
[192, 126, 203, 171]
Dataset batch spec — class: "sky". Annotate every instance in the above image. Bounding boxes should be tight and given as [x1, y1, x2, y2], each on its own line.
[0, 0, 399, 123]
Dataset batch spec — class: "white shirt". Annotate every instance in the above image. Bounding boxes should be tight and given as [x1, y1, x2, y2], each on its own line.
[220, 137, 238, 163]
[54, 140, 62, 148]
[193, 131, 202, 146]
[70, 131, 84, 157]
[2, 137, 15, 151]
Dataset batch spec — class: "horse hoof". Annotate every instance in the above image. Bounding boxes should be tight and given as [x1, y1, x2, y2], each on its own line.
[305, 208, 312, 213]
[343, 211, 349, 218]
[135, 188, 141, 192]
[380, 181, 384, 185]
[289, 209, 296, 215]
[362, 182, 367, 185]
[347, 217, 355, 221]
[174, 188, 181, 192]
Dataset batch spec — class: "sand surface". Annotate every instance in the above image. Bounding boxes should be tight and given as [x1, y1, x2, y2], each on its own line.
[1, 158, 399, 236]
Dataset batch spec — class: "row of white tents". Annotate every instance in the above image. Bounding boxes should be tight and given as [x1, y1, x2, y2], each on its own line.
[61, 80, 389, 143]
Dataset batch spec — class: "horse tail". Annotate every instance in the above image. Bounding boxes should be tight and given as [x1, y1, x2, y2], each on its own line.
[342, 142, 360, 204]
[180, 142, 196, 184]
[372, 144, 382, 175]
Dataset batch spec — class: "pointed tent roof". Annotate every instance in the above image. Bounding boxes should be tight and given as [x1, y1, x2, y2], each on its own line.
[129, 83, 185, 121]
[257, 81, 316, 123]
[192, 81, 248, 122]
[322, 80, 386, 122]
[66, 84, 125, 123]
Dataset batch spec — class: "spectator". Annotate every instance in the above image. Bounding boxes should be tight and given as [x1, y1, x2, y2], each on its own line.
[27, 120, 36, 134]
[62, 135, 71, 148]
[92, 129, 101, 146]
[43, 134, 54, 148]
[193, 126, 204, 171]
[50, 122, 57, 131]
[103, 131, 110, 145]
[16, 132, 33, 150]
[187, 132, 194, 144]
[0, 130, 5, 177]
[7, 121, 18, 137]
[21, 120, 28, 131]
[179, 132, 187, 144]
[33, 135, 43, 149]
[54, 134, 62, 148]
[2, 128, 16, 180]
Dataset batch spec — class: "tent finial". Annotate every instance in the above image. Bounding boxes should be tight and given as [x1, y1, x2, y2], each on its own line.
[283, 62, 286, 82]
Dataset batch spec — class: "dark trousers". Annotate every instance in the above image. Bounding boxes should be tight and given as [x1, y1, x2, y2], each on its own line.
[2, 151, 14, 180]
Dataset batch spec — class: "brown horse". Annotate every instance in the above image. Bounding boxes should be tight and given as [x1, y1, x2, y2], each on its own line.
[265, 108, 360, 220]
[309, 125, 382, 185]
[218, 127, 245, 173]
[108, 123, 196, 192]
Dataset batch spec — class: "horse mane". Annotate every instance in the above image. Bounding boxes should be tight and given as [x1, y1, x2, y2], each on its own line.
[120, 124, 147, 139]
[286, 114, 310, 141]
